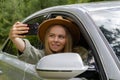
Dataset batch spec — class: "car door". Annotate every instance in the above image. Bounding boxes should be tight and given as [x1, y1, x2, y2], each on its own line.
[0, 10, 100, 80]
[0, 8, 113, 80]
[0, 14, 49, 80]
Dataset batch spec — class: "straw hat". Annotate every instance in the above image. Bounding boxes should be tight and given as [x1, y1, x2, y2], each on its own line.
[38, 16, 80, 45]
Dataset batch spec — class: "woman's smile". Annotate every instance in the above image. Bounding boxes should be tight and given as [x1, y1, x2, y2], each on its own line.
[48, 25, 66, 52]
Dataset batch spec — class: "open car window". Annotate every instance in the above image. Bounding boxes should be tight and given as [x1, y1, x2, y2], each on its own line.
[2, 12, 102, 80]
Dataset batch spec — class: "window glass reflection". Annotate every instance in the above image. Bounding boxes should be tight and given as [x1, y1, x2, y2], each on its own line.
[90, 8, 120, 60]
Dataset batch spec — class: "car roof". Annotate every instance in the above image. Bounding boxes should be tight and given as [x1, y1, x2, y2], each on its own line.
[22, 1, 120, 22]
[64, 1, 120, 11]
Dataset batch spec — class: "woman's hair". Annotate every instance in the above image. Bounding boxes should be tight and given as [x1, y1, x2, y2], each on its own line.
[44, 24, 73, 55]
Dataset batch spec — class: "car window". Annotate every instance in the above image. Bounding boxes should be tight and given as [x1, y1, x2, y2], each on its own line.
[90, 8, 120, 61]
[2, 39, 19, 56]
[2, 12, 101, 80]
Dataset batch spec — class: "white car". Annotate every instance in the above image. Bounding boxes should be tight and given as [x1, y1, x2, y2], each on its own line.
[0, 1, 120, 80]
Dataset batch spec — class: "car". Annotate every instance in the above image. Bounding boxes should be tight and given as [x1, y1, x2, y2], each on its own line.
[0, 1, 120, 80]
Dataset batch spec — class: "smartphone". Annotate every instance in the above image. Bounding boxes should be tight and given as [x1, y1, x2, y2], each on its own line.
[24, 23, 39, 35]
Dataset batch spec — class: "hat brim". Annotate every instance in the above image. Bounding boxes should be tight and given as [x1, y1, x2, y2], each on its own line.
[38, 18, 80, 45]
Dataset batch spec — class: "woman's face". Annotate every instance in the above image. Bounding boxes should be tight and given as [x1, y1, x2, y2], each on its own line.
[47, 25, 67, 53]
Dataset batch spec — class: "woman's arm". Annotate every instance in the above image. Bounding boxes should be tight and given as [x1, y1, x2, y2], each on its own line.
[9, 22, 29, 52]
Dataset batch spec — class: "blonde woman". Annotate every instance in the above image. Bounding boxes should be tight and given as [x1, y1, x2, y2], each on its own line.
[9, 16, 88, 64]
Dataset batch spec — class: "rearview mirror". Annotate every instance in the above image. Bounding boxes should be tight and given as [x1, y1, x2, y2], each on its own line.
[36, 53, 88, 79]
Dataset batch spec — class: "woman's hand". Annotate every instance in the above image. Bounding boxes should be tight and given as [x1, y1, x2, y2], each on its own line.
[9, 21, 29, 40]
[9, 21, 29, 52]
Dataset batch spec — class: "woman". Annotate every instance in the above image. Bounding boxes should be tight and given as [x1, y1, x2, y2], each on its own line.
[9, 16, 88, 64]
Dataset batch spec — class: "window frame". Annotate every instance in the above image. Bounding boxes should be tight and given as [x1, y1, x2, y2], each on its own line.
[1, 11, 106, 80]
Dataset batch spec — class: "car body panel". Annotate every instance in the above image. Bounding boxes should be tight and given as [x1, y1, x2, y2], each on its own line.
[0, 51, 40, 80]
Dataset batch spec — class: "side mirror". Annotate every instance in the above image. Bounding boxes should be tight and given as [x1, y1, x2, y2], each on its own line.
[36, 53, 88, 79]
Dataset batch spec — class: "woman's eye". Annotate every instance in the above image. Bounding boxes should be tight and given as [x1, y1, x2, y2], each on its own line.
[59, 35, 65, 39]
[49, 34, 54, 38]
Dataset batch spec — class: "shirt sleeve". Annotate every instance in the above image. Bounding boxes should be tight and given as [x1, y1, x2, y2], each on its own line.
[18, 39, 45, 64]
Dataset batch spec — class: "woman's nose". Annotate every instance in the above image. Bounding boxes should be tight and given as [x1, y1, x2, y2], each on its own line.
[54, 37, 59, 42]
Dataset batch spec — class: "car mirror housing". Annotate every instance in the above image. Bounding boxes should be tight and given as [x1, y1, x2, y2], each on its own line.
[36, 53, 88, 79]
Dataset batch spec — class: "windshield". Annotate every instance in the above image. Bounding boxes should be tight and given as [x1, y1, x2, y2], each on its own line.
[90, 7, 120, 60]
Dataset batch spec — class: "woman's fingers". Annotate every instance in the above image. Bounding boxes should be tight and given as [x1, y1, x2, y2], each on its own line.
[9, 22, 29, 39]
[13, 22, 29, 31]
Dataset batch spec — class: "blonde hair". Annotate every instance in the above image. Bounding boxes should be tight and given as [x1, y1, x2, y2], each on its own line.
[44, 24, 73, 55]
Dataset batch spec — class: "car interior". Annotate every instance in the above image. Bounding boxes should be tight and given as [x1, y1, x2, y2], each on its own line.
[2, 13, 102, 80]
